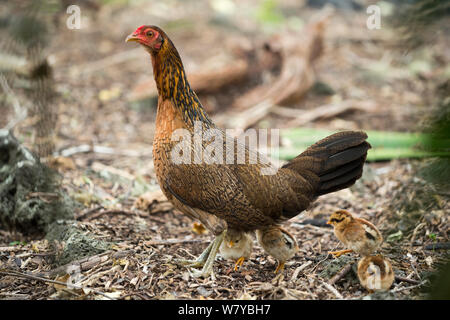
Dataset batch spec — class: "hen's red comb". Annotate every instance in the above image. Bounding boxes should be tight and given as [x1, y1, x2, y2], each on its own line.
[135, 25, 146, 33]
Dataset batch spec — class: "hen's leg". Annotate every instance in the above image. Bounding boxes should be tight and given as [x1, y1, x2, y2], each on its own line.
[176, 230, 226, 278]
[190, 230, 226, 278]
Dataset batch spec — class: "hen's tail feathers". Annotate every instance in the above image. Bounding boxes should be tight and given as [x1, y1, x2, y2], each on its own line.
[282, 131, 371, 197]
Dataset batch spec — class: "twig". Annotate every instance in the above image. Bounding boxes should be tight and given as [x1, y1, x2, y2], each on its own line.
[285, 100, 376, 127]
[290, 261, 313, 281]
[90, 161, 135, 180]
[320, 280, 343, 299]
[145, 239, 207, 246]
[68, 48, 143, 77]
[329, 263, 354, 285]
[424, 242, 450, 250]
[0, 247, 24, 252]
[119, 292, 151, 300]
[83, 209, 142, 221]
[391, 280, 428, 293]
[0, 269, 117, 300]
[395, 275, 421, 285]
[56, 144, 151, 158]
[44, 250, 134, 278]
[76, 206, 104, 221]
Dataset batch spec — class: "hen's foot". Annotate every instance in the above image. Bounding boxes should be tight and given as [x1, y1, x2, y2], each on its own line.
[177, 230, 227, 278]
[175, 240, 214, 268]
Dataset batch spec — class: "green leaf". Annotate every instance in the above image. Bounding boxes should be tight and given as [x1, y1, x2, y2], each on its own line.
[279, 128, 450, 162]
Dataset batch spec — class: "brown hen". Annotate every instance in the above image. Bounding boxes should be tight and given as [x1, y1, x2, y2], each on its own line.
[126, 26, 371, 277]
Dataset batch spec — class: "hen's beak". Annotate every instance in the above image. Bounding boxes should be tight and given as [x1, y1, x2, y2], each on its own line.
[125, 34, 139, 43]
[326, 220, 332, 225]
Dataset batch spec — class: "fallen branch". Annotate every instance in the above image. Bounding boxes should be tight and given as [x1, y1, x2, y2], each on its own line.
[391, 280, 428, 293]
[232, 8, 333, 110]
[0, 269, 117, 300]
[44, 250, 134, 278]
[76, 206, 104, 221]
[91, 161, 135, 181]
[424, 242, 450, 250]
[144, 238, 207, 246]
[129, 59, 250, 102]
[68, 48, 143, 77]
[56, 144, 152, 158]
[284, 100, 376, 127]
[329, 263, 354, 285]
[290, 261, 313, 281]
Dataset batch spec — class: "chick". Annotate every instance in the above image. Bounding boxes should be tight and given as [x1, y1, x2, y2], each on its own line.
[327, 210, 382, 257]
[256, 226, 298, 273]
[357, 255, 395, 292]
[219, 229, 253, 271]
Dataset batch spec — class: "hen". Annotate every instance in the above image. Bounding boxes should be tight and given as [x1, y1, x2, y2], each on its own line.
[126, 26, 371, 277]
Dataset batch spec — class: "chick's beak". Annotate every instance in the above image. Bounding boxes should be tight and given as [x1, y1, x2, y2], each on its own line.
[228, 240, 234, 248]
[125, 33, 139, 43]
[326, 220, 332, 225]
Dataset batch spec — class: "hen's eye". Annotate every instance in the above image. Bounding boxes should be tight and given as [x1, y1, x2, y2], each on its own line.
[146, 31, 153, 37]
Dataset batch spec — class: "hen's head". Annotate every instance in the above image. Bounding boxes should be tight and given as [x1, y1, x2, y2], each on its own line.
[126, 25, 165, 53]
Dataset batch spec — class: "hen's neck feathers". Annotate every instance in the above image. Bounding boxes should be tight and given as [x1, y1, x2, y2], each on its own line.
[151, 38, 214, 128]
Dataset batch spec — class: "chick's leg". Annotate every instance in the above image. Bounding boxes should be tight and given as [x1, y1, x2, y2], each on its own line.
[328, 249, 353, 258]
[274, 261, 285, 274]
[234, 257, 245, 271]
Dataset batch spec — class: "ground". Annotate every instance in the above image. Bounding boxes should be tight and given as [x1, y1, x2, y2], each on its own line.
[0, 0, 448, 300]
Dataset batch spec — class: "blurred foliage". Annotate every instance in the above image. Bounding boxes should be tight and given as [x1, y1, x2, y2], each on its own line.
[255, 0, 285, 26]
[426, 257, 450, 300]
[388, 0, 450, 50]
[419, 80, 450, 188]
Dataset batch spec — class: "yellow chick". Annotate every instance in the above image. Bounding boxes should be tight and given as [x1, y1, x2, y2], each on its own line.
[327, 210, 383, 257]
[357, 254, 395, 292]
[256, 226, 298, 273]
[219, 229, 253, 271]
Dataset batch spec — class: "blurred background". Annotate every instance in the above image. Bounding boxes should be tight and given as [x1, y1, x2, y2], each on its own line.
[0, 0, 449, 300]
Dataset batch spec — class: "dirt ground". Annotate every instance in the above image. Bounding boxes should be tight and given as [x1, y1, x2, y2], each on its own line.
[0, 0, 449, 300]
